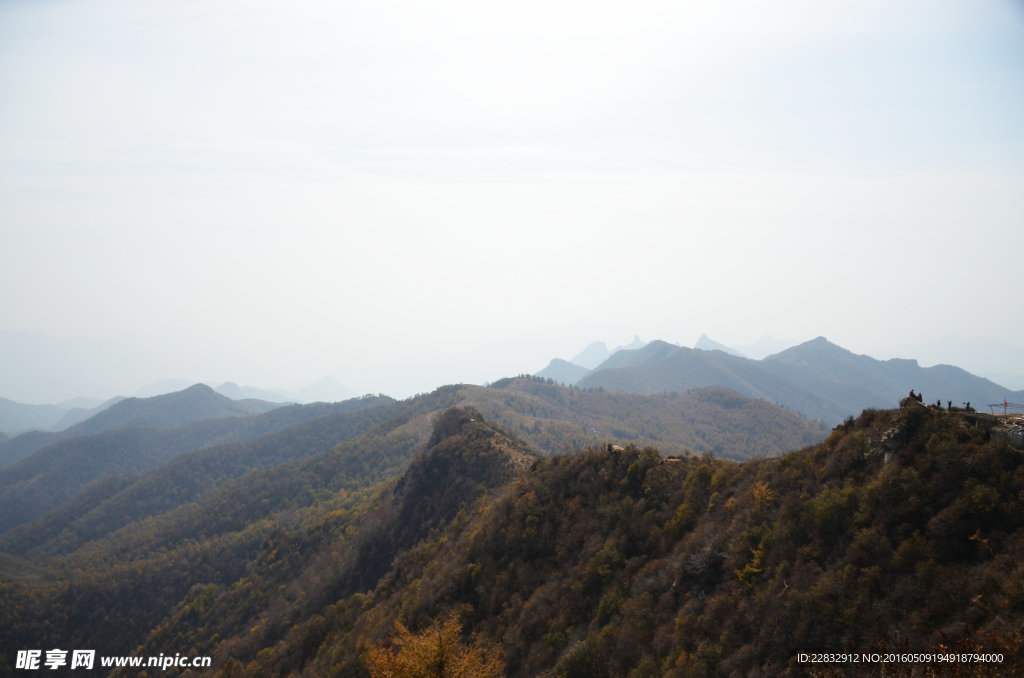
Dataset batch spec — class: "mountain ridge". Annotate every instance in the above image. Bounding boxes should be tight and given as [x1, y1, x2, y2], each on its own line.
[695, 333, 745, 356]
[0, 377, 358, 436]
[543, 336, 1024, 424]
[0, 383, 285, 468]
[0, 394, 395, 537]
[0, 380, 826, 559]
[66, 383, 280, 435]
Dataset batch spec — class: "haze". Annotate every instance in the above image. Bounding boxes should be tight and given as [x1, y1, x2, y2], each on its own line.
[2, 0, 1023, 403]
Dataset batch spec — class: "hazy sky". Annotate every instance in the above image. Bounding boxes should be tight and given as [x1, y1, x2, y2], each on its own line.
[2, 0, 1023, 403]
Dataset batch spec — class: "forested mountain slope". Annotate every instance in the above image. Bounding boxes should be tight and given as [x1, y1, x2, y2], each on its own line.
[0, 380, 827, 559]
[457, 378, 828, 460]
[0, 407, 531, 671]
[0, 384, 291, 468]
[1, 402, 1021, 677]
[266, 403, 1024, 678]
[0, 395, 403, 557]
[0, 394, 394, 535]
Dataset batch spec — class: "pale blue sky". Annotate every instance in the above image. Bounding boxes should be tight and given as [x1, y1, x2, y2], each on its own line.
[2, 0, 1023, 402]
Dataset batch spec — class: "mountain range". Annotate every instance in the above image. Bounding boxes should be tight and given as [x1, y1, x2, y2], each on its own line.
[1, 336, 1022, 676]
[0, 376, 839, 673]
[0, 384, 290, 468]
[0, 378, 355, 436]
[571, 335, 649, 369]
[538, 336, 1024, 424]
[0, 378, 829, 545]
[1, 394, 1021, 676]
[4, 335, 1019, 438]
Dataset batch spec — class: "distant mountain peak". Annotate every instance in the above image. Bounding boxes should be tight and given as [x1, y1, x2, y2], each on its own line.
[588, 339, 679, 372]
[64, 383, 280, 437]
[214, 382, 293, 403]
[571, 342, 612, 370]
[766, 336, 847, 361]
[534, 358, 590, 385]
[638, 339, 676, 352]
[214, 382, 245, 400]
[427, 406, 484, 447]
[415, 407, 537, 494]
[695, 334, 745, 357]
[569, 336, 651, 370]
[621, 335, 647, 351]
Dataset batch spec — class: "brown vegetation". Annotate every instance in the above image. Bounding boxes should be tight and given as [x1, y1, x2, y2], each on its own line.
[1, 404, 1021, 677]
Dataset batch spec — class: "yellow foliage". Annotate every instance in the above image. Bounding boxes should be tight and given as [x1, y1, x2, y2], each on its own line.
[364, 611, 503, 678]
[735, 541, 767, 589]
[752, 481, 774, 509]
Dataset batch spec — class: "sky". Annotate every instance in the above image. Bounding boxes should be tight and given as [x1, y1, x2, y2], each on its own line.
[2, 0, 1023, 403]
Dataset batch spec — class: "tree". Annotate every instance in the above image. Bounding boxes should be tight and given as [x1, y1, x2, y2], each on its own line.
[364, 611, 503, 678]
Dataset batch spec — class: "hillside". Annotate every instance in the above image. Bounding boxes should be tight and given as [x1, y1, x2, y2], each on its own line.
[49, 396, 124, 431]
[1, 403, 1021, 677]
[65, 383, 280, 435]
[457, 378, 829, 460]
[326, 403, 1024, 678]
[0, 394, 395, 535]
[0, 394, 434, 560]
[0, 408, 532, 666]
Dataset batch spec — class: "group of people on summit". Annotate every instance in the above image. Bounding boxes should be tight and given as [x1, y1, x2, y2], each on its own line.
[908, 389, 971, 412]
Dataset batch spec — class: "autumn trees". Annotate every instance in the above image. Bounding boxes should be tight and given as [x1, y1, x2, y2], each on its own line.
[364, 612, 502, 678]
